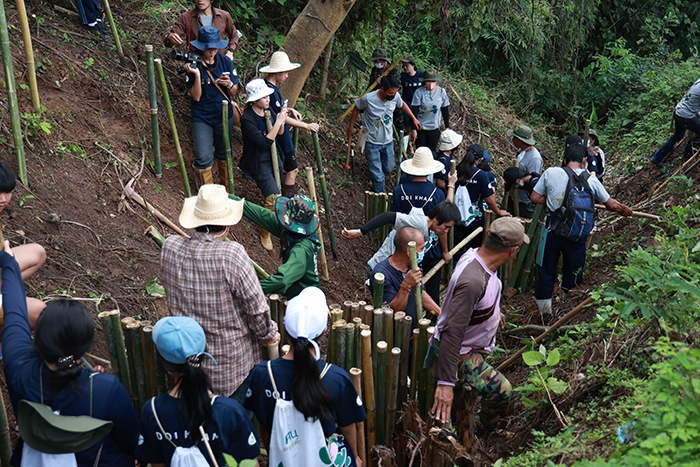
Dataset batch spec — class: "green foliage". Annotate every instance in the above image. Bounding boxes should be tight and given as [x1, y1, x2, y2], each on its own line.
[517, 344, 569, 408]
[145, 278, 165, 297]
[597, 199, 700, 332]
[23, 105, 52, 137]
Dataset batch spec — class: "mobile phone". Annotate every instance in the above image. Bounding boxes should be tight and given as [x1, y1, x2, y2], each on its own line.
[221, 72, 230, 79]
[282, 99, 288, 112]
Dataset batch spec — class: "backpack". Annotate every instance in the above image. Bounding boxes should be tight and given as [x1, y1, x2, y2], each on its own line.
[548, 167, 596, 243]
[267, 361, 352, 467]
[150, 395, 219, 467]
[454, 169, 482, 226]
[18, 370, 112, 467]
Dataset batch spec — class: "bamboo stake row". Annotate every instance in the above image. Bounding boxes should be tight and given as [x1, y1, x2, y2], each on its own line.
[364, 191, 393, 240]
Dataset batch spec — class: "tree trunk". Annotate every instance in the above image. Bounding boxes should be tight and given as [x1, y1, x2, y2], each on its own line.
[318, 35, 334, 100]
[279, 0, 357, 105]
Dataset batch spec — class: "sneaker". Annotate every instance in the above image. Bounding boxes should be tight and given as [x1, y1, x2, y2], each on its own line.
[85, 21, 108, 35]
[96, 21, 110, 34]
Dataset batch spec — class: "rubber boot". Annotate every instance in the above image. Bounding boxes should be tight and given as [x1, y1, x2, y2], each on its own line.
[217, 159, 230, 193]
[259, 194, 278, 251]
[193, 165, 214, 189]
[536, 299, 552, 317]
[281, 183, 298, 198]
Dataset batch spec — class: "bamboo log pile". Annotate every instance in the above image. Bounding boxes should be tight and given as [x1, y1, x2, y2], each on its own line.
[364, 191, 393, 240]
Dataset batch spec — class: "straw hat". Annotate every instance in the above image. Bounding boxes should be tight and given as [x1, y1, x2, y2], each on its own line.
[400, 147, 444, 176]
[438, 129, 463, 152]
[179, 184, 244, 229]
[259, 51, 301, 74]
[245, 78, 275, 103]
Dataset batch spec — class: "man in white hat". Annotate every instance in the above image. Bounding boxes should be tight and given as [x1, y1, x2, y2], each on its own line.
[260, 51, 321, 198]
[434, 129, 463, 194]
[160, 184, 280, 397]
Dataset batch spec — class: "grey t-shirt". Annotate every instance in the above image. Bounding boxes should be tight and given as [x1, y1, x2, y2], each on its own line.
[200, 14, 213, 27]
[368, 212, 429, 271]
[675, 78, 700, 119]
[533, 167, 610, 212]
[355, 91, 404, 145]
[517, 147, 543, 204]
[411, 86, 450, 130]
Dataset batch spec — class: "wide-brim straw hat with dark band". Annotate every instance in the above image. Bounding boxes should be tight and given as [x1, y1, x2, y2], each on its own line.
[368, 48, 390, 61]
[400, 147, 444, 176]
[179, 184, 244, 229]
[506, 124, 536, 146]
[275, 195, 320, 237]
[259, 51, 301, 74]
[189, 25, 228, 51]
[420, 69, 441, 82]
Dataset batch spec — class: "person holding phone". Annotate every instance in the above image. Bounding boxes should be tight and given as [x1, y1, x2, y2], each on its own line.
[184, 25, 239, 188]
[260, 51, 320, 198]
[164, 0, 238, 61]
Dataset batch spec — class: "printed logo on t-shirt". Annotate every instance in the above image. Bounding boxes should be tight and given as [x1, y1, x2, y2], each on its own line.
[248, 432, 256, 446]
[138, 434, 144, 445]
[356, 395, 363, 406]
[246, 388, 253, 398]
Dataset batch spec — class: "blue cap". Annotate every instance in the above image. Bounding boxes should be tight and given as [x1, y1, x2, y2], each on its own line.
[152, 317, 216, 365]
[483, 151, 490, 163]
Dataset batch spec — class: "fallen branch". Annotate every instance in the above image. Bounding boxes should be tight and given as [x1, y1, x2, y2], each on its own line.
[123, 185, 189, 238]
[594, 204, 660, 221]
[496, 296, 595, 372]
[422, 228, 483, 283]
[645, 147, 700, 201]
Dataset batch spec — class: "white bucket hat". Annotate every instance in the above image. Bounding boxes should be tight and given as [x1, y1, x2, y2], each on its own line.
[438, 129, 464, 152]
[284, 287, 329, 360]
[400, 147, 444, 176]
[245, 78, 275, 103]
[259, 51, 301, 74]
[179, 184, 244, 229]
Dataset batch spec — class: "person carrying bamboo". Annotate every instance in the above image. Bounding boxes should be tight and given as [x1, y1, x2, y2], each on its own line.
[429, 218, 528, 431]
[243, 287, 366, 467]
[229, 193, 321, 299]
[370, 226, 441, 324]
[161, 185, 279, 399]
[136, 316, 261, 466]
[164, 0, 239, 61]
[260, 51, 321, 198]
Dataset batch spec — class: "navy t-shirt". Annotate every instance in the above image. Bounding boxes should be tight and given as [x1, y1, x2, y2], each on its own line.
[186, 53, 240, 126]
[371, 257, 421, 326]
[435, 152, 452, 184]
[401, 71, 424, 107]
[136, 394, 260, 465]
[243, 358, 366, 465]
[464, 167, 494, 226]
[391, 180, 445, 215]
[265, 80, 294, 155]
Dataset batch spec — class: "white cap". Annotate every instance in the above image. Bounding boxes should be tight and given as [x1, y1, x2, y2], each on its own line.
[284, 287, 329, 360]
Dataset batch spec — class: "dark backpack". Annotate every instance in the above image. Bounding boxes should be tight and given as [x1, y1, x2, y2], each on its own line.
[549, 167, 596, 242]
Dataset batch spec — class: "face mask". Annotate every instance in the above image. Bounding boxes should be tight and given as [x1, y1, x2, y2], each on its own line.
[384, 92, 396, 101]
[518, 181, 525, 187]
[416, 250, 425, 264]
[375, 62, 384, 69]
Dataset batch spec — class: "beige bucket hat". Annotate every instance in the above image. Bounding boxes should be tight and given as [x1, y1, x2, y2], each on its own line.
[400, 147, 444, 176]
[259, 51, 301, 74]
[179, 184, 244, 229]
[438, 129, 464, 152]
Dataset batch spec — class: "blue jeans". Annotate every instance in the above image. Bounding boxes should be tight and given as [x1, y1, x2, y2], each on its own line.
[192, 119, 236, 170]
[534, 231, 587, 300]
[365, 141, 395, 193]
[652, 114, 700, 163]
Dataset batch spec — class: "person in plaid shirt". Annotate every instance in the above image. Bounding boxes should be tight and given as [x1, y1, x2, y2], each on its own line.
[161, 185, 280, 397]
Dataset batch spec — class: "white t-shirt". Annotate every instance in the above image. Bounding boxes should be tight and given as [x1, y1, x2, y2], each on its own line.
[533, 166, 610, 212]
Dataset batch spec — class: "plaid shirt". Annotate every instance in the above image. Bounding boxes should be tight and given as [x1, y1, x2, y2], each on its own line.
[160, 232, 277, 396]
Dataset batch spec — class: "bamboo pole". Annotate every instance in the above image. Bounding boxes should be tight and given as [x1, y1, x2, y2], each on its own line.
[373, 273, 385, 308]
[425, 326, 437, 411]
[345, 323, 356, 371]
[330, 308, 343, 325]
[0, 0, 27, 185]
[408, 241, 423, 319]
[292, 126, 299, 153]
[349, 368, 366, 464]
[336, 322, 347, 369]
[144, 225, 165, 247]
[14, 0, 39, 109]
[508, 205, 544, 289]
[267, 343, 280, 360]
[375, 341, 388, 446]
[497, 296, 595, 371]
[363, 304, 374, 325]
[364, 191, 371, 222]
[126, 320, 147, 408]
[98, 310, 121, 377]
[386, 347, 401, 447]
[353, 318, 362, 373]
[372, 307, 383, 359]
[141, 324, 158, 399]
[124, 186, 189, 237]
[222, 100, 235, 194]
[393, 312, 405, 404]
[279, 297, 289, 347]
[342, 300, 353, 323]
[155, 58, 191, 196]
[519, 216, 544, 291]
[252, 259, 270, 279]
[101, 0, 124, 63]
[264, 110, 282, 190]
[109, 311, 130, 392]
[351, 302, 361, 321]
[594, 204, 660, 221]
[409, 327, 420, 400]
[0, 388, 12, 467]
[312, 132, 337, 258]
[383, 307, 394, 350]
[305, 167, 329, 280]
[360, 330, 376, 449]
[145, 45, 161, 178]
[416, 318, 430, 419]
[422, 227, 484, 283]
[399, 315, 411, 405]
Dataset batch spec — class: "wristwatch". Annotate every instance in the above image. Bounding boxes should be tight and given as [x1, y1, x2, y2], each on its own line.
[226, 83, 234, 89]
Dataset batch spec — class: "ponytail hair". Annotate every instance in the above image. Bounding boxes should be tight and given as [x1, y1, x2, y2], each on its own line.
[157, 352, 213, 441]
[34, 300, 94, 400]
[290, 337, 336, 422]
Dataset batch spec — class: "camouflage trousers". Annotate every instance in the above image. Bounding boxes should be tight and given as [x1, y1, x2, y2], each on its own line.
[457, 350, 515, 429]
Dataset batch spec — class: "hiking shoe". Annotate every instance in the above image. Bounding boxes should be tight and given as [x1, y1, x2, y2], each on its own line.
[651, 159, 664, 169]
[96, 21, 110, 35]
